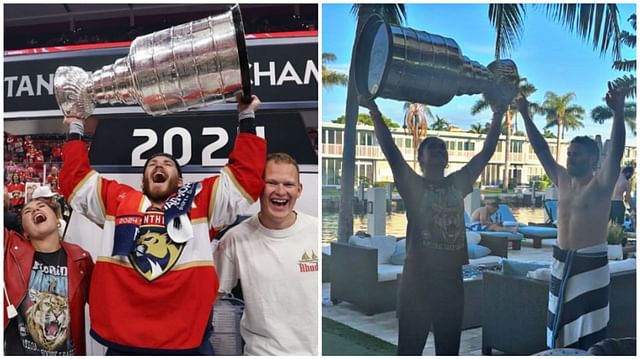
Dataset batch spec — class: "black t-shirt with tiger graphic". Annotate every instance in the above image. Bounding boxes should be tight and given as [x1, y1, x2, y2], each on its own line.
[5, 248, 74, 355]
[399, 170, 473, 271]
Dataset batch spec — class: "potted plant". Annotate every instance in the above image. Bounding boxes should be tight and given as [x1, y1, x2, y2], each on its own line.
[606, 221, 625, 260]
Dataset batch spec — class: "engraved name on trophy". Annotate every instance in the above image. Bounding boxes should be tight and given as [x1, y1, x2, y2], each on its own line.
[354, 16, 519, 106]
[54, 5, 251, 119]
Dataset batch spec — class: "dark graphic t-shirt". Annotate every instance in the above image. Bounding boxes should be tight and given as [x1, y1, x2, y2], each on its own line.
[399, 170, 472, 271]
[5, 248, 74, 355]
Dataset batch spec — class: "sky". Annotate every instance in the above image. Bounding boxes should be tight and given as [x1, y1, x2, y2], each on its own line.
[322, 3, 637, 142]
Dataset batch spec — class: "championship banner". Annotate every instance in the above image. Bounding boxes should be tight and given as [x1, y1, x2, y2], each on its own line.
[4, 35, 318, 113]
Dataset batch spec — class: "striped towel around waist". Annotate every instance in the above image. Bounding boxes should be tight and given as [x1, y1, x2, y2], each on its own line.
[547, 243, 610, 350]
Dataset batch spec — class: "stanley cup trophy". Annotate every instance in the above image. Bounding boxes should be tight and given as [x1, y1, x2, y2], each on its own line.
[54, 5, 251, 119]
[354, 16, 519, 106]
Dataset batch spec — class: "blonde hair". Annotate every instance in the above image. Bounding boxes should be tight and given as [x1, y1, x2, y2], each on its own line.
[266, 153, 300, 180]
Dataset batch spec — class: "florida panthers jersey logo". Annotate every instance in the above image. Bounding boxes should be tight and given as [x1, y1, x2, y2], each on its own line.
[128, 209, 185, 281]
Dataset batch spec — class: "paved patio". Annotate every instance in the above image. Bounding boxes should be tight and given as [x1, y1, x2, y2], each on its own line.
[322, 238, 557, 356]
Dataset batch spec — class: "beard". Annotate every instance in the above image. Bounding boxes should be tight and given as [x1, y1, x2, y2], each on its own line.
[567, 162, 592, 177]
[142, 175, 180, 203]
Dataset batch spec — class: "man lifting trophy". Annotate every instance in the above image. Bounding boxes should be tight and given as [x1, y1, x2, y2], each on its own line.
[355, 15, 519, 356]
[56, 5, 267, 355]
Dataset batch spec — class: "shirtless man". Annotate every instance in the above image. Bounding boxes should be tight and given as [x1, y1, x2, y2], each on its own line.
[470, 199, 517, 233]
[609, 166, 634, 224]
[516, 82, 626, 350]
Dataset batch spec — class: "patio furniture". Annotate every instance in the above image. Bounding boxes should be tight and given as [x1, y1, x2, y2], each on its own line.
[543, 199, 558, 224]
[494, 204, 558, 248]
[464, 211, 524, 250]
[482, 265, 636, 355]
[322, 246, 331, 283]
[330, 234, 507, 316]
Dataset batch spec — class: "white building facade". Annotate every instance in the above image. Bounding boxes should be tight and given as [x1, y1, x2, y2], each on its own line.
[322, 122, 637, 188]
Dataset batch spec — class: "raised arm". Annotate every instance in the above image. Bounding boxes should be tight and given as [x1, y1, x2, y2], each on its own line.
[461, 82, 514, 184]
[59, 117, 134, 227]
[359, 97, 413, 185]
[597, 82, 626, 190]
[517, 96, 565, 185]
[201, 95, 266, 233]
[461, 108, 503, 183]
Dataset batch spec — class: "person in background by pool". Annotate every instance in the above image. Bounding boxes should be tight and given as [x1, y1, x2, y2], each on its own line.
[609, 166, 634, 225]
[469, 198, 518, 233]
[516, 82, 626, 350]
[359, 87, 509, 355]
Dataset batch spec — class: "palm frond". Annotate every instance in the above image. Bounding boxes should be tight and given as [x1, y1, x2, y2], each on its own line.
[529, 102, 544, 115]
[543, 119, 559, 130]
[619, 30, 636, 48]
[611, 74, 637, 99]
[624, 102, 636, 134]
[612, 59, 636, 72]
[322, 53, 338, 63]
[565, 104, 586, 117]
[519, 83, 537, 97]
[488, 4, 526, 59]
[591, 105, 613, 124]
[542, 4, 622, 60]
[322, 68, 349, 88]
[591, 102, 636, 135]
[351, 4, 406, 26]
[470, 99, 489, 115]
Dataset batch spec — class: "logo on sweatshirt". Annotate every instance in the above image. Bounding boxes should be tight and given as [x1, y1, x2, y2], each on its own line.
[128, 209, 185, 281]
[298, 250, 318, 273]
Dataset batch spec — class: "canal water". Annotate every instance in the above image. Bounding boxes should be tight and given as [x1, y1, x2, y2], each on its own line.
[322, 207, 546, 245]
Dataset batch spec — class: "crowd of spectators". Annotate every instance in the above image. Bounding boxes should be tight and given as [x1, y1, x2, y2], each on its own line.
[4, 133, 69, 214]
[6, 13, 317, 50]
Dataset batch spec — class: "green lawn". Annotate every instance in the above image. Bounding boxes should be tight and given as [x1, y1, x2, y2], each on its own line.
[322, 317, 397, 356]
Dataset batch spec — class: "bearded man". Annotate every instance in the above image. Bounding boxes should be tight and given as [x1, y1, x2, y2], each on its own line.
[59, 95, 265, 355]
[517, 82, 626, 350]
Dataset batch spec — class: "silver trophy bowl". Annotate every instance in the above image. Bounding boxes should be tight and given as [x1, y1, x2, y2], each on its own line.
[54, 5, 251, 119]
[354, 16, 519, 107]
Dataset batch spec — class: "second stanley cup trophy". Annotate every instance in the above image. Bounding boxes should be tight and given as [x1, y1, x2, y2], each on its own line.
[54, 5, 251, 119]
[354, 16, 519, 106]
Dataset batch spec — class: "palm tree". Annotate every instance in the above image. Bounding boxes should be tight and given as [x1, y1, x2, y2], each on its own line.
[403, 102, 431, 169]
[490, 4, 623, 61]
[591, 14, 637, 135]
[337, 4, 406, 243]
[612, 14, 636, 97]
[322, 53, 348, 89]
[592, 102, 637, 135]
[545, 112, 584, 138]
[430, 115, 451, 131]
[540, 91, 585, 160]
[471, 77, 537, 190]
[468, 122, 485, 134]
[543, 129, 557, 139]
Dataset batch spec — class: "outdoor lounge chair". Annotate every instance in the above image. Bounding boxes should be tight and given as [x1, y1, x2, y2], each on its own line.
[543, 199, 558, 225]
[482, 266, 636, 355]
[464, 211, 524, 250]
[493, 204, 558, 249]
[329, 234, 507, 316]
